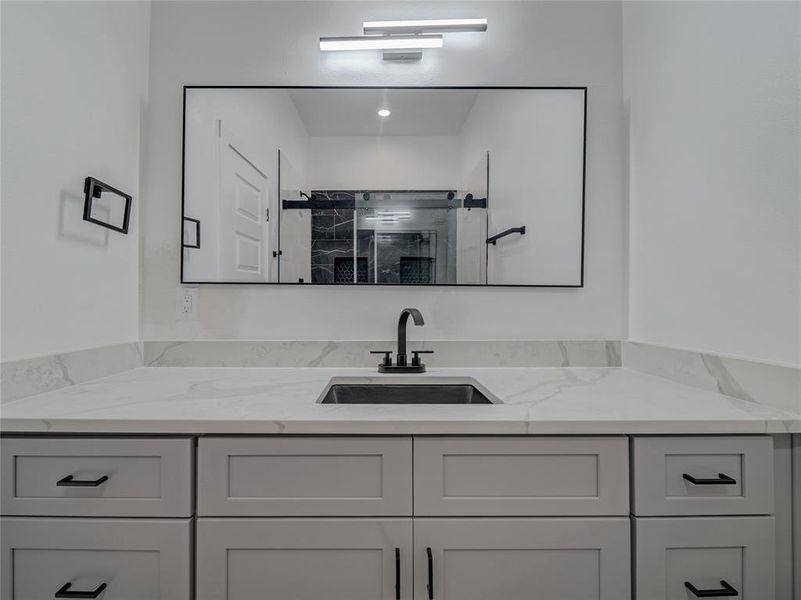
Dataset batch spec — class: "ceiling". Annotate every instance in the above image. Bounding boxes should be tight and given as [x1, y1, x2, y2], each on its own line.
[288, 88, 479, 136]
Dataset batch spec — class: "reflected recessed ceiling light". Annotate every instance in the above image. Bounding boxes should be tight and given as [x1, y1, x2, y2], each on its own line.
[377, 108, 391, 117]
[363, 18, 487, 35]
[319, 34, 443, 52]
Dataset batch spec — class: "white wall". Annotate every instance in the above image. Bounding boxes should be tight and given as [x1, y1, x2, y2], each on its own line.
[624, 1, 801, 365]
[142, 0, 626, 341]
[309, 136, 459, 190]
[460, 89, 585, 285]
[0, 1, 150, 361]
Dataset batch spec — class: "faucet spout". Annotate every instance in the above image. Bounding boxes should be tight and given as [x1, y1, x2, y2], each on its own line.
[397, 308, 424, 366]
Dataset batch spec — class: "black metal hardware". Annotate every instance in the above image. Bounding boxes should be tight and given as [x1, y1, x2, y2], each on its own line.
[411, 350, 434, 367]
[395, 547, 400, 600]
[463, 194, 488, 209]
[682, 473, 737, 486]
[182, 217, 200, 249]
[56, 475, 109, 487]
[486, 225, 526, 245]
[684, 580, 739, 597]
[83, 177, 132, 234]
[378, 309, 427, 373]
[371, 350, 393, 367]
[55, 582, 107, 598]
[272, 250, 283, 258]
[299, 191, 317, 201]
[281, 192, 484, 211]
[426, 547, 433, 600]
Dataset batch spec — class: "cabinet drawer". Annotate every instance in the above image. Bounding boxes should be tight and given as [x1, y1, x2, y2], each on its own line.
[634, 516, 775, 600]
[0, 517, 192, 600]
[198, 437, 412, 516]
[0, 438, 193, 517]
[414, 437, 629, 516]
[415, 518, 631, 600]
[196, 518, 413, 600]
[632, 436, 773, 516]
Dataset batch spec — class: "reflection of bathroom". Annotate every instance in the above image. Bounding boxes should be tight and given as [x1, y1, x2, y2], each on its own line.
[276, 89, 494, 285]
[299, 190, 484, 285]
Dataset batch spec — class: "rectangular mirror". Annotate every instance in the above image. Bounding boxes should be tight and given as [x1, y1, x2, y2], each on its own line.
[182, 86, 586, 287]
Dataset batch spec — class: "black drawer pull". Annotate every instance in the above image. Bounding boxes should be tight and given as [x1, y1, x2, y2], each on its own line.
[395, 547, 400, 600]
[57, 475, 109, 487]
[682, 473, 737, 485]
[426, 547, 433, 600]
[55, 582, 107, 598]
[684, 580, 739, 597]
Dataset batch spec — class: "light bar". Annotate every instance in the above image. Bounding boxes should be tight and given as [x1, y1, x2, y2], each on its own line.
[363, 18, 487, 35]
[319, 34, 443, 52]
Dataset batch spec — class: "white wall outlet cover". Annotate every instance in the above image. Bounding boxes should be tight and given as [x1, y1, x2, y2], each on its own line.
[176, 287, 199, 320]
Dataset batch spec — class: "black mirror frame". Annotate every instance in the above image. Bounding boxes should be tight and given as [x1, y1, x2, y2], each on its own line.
[180, 85, 587, 288]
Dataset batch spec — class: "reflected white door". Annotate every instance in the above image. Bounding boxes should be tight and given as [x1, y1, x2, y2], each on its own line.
[218, 123, 270, 281]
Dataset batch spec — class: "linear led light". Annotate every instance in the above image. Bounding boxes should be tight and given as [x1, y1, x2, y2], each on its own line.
[363, 18, 487, 35]
[319, 34, 443, 52]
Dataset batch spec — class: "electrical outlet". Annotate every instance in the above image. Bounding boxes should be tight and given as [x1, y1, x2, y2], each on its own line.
[176, 287, 198, 320]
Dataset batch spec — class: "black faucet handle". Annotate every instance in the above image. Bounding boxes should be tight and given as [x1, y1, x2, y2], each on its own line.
[411, 350, 434, 367]
[370, 350, 393, 367]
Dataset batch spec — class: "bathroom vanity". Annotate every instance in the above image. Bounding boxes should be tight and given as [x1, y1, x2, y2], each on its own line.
[1, 367, 797, 600]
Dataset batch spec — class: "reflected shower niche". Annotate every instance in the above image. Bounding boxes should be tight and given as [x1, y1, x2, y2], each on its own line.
[181, 87, 586, 287]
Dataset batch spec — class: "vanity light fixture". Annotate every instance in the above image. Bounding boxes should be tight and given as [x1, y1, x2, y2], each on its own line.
[363, 18, 488, 35]
[377, 108, 391, 117]
[319, 34, 443, 52]
[320, 17, 485, 61]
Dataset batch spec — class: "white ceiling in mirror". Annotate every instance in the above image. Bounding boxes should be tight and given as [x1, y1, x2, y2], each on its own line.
[287, 89, 478, 136]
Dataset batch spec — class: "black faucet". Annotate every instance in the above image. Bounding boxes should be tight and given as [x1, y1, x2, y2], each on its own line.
[370, 308, 434, 373]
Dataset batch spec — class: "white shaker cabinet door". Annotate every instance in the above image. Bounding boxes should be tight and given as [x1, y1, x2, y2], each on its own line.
[414, 436, 629, 516]
[635, 516, 775, 600]
[196, 518, 413, 600]
[1, 518, 192, 600]
[414, 518, 631, 600]
[198, 436, 412, 516]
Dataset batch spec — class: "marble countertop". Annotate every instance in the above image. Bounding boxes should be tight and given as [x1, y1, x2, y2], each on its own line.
[1, 367, 799, 435]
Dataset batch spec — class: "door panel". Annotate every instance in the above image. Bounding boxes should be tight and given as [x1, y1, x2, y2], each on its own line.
[414, 437, 629, 516]
[1, 518, 191, 600]
[218, 124, 270, 281]
[414, 518, 630, 600]
[196, 518, 412, 600]
[634, 516, 775, 600]
[197, 437, 412, 516]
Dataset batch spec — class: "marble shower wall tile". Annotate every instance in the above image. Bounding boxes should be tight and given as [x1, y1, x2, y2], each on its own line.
[623, 341, 801, 413]
[1, 342, 143, 403]
[144, 340, 621, 369]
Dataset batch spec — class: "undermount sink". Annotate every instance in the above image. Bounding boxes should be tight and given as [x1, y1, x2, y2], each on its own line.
[317, 377, 501, 405]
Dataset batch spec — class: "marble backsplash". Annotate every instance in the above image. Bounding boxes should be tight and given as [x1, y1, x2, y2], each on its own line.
[144, 339, 621, 369]
[1, 342, 142, 404]
[4, 339, 798, 415]
[622, 341, 801, 414]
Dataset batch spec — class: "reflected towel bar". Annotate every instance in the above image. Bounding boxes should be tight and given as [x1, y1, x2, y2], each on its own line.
[486, 226, 526, 245]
